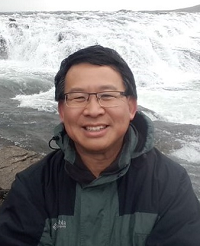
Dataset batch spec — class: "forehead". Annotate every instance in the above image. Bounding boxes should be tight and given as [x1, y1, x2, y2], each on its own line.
[64, 63, 125, 91]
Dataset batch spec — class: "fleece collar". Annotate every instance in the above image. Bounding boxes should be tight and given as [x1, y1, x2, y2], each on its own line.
[53, 122, 138, 186]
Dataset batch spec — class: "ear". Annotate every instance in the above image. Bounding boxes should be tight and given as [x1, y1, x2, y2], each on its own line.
[58, 101, 65, 122]
[127, 97, 137, 120]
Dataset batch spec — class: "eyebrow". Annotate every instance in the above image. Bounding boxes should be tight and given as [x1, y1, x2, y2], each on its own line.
[98, 85, 119, 90]
[67, 85, 119, 93]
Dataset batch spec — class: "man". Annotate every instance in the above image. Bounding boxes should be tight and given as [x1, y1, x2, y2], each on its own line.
[0, 45, 200, 246]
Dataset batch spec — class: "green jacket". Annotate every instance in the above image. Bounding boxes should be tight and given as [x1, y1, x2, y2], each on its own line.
[0, 112, 200, 246]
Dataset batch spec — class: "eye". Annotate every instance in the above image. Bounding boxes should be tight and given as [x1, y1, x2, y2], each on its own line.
[73, 95, 87, 101]
[100, 92, 117, 100]
[68, 93, 87, 102]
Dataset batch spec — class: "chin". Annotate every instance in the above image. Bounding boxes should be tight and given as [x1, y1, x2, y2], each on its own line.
[77, 144, 108, 154]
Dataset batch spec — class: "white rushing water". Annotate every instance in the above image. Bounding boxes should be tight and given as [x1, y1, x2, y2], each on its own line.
[0, 11, 200, 125]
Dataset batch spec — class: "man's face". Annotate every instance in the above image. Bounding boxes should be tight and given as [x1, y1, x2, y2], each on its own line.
[58, 63, 137, 156]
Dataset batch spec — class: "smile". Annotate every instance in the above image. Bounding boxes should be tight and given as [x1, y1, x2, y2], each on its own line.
[85, 126, 107, 132]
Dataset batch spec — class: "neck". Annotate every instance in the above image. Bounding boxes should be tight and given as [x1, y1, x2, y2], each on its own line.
[76, 148, 121, 177]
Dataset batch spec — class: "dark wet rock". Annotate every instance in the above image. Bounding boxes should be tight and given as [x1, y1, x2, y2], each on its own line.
[58, 32, 64, 42]
[9, 18, 16, 22]
[0, 36, 8, 59]
[8, 22, 18, 28]
[0, 188, 9, 206]
[24, 24, 29, 29]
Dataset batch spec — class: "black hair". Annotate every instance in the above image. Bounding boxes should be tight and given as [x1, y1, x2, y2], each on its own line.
[54, 45, 137, 101]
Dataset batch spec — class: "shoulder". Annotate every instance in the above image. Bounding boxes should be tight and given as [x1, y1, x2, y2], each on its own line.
[5, 150, 66, 206]
[15, 150, 65, 185]
[149, 147, 187, 178]
[132, 147, 186, 175]
[129, 148, 197, 213]
[131, 148, 190, 195]
[145, 148, 193, 203]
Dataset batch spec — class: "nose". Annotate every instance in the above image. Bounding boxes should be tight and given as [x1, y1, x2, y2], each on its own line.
[83, 95, 105, 117]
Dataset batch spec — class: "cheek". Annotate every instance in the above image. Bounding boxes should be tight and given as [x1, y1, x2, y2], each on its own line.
[110, 108, 131, 128]
[62, 114, 77, 138]
[63, 111, 78, 125]
[62, 110, 82, 133]
[59, 102, 81, 124]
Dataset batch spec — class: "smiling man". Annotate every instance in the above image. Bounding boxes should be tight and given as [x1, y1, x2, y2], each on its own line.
[58, 63, 137, 177]
[0, 45, 200, 246]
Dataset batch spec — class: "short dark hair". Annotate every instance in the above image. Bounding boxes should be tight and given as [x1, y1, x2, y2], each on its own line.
[54, 45, 137, 101]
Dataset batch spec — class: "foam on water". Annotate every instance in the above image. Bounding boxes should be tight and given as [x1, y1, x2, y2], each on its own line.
[1, 11, 199, 126]
[171, 144, 200, 164]
[138, 86, 200, 125]
[13, 87, 57, 113]
[0, 60, 56, 80]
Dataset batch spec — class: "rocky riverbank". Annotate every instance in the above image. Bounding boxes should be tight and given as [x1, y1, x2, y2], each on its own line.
[0, 145, 42, 205]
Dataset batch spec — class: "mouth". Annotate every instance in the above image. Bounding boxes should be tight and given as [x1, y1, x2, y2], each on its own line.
[84, 125, 107, 132]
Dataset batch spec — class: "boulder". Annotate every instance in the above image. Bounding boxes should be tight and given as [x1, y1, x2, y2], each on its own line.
[0, 145, 42, 205]
[0, 146, 42, 189]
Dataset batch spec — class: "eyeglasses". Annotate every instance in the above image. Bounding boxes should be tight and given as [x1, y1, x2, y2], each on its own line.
[64, 91, 127, 108]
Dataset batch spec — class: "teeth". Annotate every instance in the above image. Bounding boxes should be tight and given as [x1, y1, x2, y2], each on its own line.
[86, 126, 106, 131]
